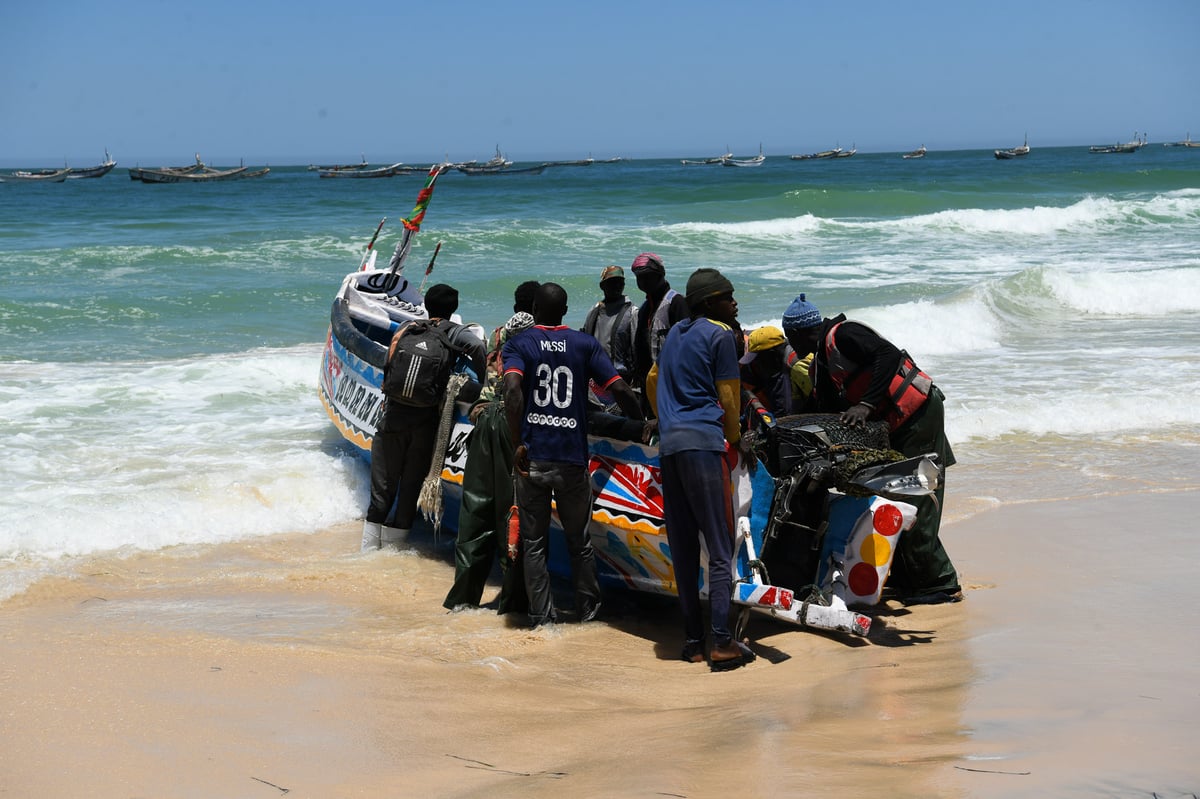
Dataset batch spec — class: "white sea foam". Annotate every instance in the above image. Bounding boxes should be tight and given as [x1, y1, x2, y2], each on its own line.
[0, 346, 368, 581]
[1038, 266, 1200, 315]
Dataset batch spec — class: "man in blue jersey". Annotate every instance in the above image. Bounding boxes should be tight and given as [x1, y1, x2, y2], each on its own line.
[502, 283, 643, 628]
[647, 268, 757, 671]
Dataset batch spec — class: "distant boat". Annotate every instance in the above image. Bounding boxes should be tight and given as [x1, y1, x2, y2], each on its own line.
[1090, 133, 1147, 154]
[458, 163, 546, 175]
[902, 145, 927, 159]
[682, 148, 733, 165]
[598, 156, 626, 163]
[0, 167, 72, 183]
[129, 154, 207, 181]
[833, 145, 857, 159]
[133, 159, 270, 183]
[994, 135, 1030, 159]
[543, 157, 594, 168]
[308, 156, 368, 171]
[67, 149, 117, 179]
[790, 147, 843, 160]
[1164, 133, 1199, 149]
[457, 146, 515, 174]
[319, 162, 405, 178]
[723, 144, 766, 167]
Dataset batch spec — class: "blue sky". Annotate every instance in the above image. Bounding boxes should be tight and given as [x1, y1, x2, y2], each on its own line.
[2, 0, 1197, 166]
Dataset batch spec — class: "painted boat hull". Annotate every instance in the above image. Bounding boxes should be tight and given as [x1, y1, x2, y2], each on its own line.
[319, 272, 934, 635]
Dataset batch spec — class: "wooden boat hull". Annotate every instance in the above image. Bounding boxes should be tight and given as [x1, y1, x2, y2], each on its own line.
[135, 166, 269, 183]
[67, 161, 116, 179]
[2, 168, 72, 183]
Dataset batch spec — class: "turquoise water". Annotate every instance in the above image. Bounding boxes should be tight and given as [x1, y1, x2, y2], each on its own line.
[2, 147, 1199, 594]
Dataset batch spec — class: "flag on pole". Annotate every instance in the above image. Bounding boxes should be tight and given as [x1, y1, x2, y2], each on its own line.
[388, 164, 448, 274]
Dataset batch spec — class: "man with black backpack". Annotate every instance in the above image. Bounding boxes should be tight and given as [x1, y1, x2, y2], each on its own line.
[363, 284, 486, 551]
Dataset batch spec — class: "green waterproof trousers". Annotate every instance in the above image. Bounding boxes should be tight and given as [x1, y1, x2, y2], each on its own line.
[442, 400, 528, 613]
[885, 387, 961, 598]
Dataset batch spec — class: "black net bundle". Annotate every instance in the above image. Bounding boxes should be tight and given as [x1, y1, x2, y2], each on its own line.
[758, 414, 903, 494]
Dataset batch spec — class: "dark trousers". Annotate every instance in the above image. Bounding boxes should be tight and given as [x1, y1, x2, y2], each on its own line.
[888, 388, 960, 596]
[366, 405, 438, 528]
[516, 461, 601, 627]
[660, 449, 735, 648]
[442, 401, 527, 613]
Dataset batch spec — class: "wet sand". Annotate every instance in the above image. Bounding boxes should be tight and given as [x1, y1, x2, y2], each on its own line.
[2, 490, 1198, 798]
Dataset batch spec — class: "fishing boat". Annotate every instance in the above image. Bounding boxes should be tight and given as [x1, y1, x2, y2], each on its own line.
[458, 163, 546, 175]
[0, 167, 72, 183]
[128, 154, 208, 181]
[308, 156, 369, 171]
[993, 135, 1030, 159]
[134, 162, 270, 183]
[319, 166, 945, 641]
[456, 146, 514, 174]
[790, 147, 842, 160]
[543, 157, 594, 167]
[833, 145, 857, 158]
[1089, 133, 1146, 154]
[722, 145, 766, 167]
[319, 162, 405, 178]
[1164, 133, 1199, 148]
[67, 150, 117, 179]
[902, 145, 927, 159]
[681, 149, 733, 165]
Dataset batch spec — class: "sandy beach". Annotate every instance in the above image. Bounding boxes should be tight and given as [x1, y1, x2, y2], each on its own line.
[3, 488, 1198, 799]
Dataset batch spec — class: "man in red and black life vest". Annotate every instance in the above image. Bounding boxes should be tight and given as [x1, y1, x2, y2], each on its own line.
[364, 284, 486, 552]
[629, 252, 690, 413]
[442, 281, 539, 613]
[781, 293, 962, 605]
[502, 282, 643, 628]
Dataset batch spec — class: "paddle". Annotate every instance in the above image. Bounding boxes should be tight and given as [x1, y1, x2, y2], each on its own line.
[417, 241, 443, 293]
[358, 217, 387, 271]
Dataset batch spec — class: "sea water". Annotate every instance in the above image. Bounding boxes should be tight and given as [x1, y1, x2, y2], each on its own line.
[2, 148, 1198, 599]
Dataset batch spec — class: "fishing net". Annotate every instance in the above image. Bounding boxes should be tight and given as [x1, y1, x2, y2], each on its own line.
[758, 414, 902, 495]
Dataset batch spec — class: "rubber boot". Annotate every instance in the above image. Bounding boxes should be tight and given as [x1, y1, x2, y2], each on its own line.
[381, 526, 410, 550]
[361, 521, 382, 552]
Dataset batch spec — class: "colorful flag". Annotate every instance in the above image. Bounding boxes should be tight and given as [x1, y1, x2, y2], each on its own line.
[388, 164, 448, 274]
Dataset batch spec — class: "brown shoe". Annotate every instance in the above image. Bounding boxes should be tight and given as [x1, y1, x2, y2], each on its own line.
[709, 639, 756, 672]
[680, 640, 705, 663]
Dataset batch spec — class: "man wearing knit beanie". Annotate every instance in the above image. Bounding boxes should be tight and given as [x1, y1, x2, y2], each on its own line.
[782, 293, 963, 605]
[646, 267, 756, 671]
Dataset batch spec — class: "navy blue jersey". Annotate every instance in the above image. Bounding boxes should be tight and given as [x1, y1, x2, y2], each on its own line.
[502, 325, 620, 465]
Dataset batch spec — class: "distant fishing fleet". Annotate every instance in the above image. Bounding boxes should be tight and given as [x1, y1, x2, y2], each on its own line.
[3, 133, 1197, 183]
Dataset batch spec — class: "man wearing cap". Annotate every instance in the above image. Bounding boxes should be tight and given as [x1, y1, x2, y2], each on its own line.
[629, 252, 690, 400]
[503, 282, 643, 628]
[646, 268, 757, 671]
[364, 284, 486, 552]
[780, 293, 962, 604]
[738, 324, 814, 417]
[583, 265, 638, 382]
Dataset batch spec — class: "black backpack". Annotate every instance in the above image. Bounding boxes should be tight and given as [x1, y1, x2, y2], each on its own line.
[381, 320, 455, 407]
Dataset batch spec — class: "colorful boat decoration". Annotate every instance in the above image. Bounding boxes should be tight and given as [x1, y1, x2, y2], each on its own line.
[318, 167, 944, 639]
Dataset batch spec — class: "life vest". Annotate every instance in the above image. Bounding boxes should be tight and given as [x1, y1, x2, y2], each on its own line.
[822, 322, 933, 431]
[647, 288, 680, 364]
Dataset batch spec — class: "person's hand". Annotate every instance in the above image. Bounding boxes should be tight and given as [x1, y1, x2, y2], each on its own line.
[468, 402, 486, 424]
[737, 434, 757, 474]
[640, 418, 658, 444]
[513, 443, 530, 477]
[840, 403, 872, 428]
